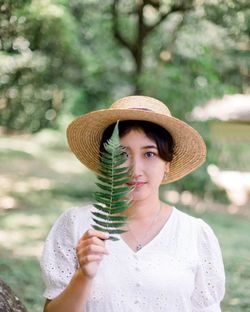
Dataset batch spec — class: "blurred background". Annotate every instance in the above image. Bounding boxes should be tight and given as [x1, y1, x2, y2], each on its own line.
[0, 0, 249, 311]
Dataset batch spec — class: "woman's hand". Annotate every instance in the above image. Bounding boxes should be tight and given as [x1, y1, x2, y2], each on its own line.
[76, 229, 109, 279]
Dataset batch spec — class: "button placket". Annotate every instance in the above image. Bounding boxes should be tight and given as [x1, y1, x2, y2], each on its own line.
[133, 253, 139, 270]
[133, 252, 142, 306]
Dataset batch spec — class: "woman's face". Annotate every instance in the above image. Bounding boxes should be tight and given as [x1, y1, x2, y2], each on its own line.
[120, 129, 170, 202]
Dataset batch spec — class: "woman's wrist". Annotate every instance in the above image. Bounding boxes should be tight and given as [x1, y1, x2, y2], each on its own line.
[75, 268, 94, 283]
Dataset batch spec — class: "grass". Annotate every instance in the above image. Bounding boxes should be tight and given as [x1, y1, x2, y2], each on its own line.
[0, 130, 249, 311]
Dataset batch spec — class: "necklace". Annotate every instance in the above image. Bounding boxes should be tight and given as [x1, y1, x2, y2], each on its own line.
[127, 203, 162, 251]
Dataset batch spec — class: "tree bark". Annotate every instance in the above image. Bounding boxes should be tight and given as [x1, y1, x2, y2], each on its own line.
[0, 279, 28, 312]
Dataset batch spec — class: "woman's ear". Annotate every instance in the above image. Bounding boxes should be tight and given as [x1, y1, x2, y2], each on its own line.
[165, 162, 170, 173]
[162, 162, 170, 182]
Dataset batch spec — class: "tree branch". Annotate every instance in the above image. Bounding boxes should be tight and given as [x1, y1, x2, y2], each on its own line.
[160, 13, 186, 56]
[145, 3, 193, 35]
[111, 0, 134, 53]
[170, 13, 186, 47]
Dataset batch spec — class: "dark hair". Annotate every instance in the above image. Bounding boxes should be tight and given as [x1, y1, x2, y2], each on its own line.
[100, 120, 174, 162]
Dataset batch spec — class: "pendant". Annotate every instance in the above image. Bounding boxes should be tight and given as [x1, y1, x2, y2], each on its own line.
[136, 244, 142, 251]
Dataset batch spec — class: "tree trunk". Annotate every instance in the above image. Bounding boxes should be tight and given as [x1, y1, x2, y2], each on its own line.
[0, 279, 28, 312]
[112, 0, 193, 95]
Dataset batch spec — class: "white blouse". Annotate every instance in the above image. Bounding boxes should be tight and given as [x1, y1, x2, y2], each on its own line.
[40, 205, 225, 312]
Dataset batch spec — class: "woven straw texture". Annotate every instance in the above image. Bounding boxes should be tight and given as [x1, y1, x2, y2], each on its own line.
[67, 96, 206, 184]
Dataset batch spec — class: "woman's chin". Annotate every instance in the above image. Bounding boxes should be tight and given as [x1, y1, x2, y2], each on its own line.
[129, 189, 148, 201]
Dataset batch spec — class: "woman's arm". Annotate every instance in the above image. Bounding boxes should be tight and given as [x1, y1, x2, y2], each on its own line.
[43, 229, 109, 312]
[43, 269, 93, 312]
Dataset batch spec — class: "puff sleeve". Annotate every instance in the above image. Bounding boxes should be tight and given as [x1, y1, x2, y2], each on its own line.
[191, 219, 225, 312]
[40, 207, 89, 299]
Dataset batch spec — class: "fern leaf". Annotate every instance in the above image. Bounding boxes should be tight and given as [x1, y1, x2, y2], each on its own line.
[100, 166, 128, 177]
[93, 205, 129, 215]
[92, 218, 126, 229]
[92, 212, 128, 222]
[93, 202, 130, 214]
[92, 121, 132, 240]
[92, 224, 127, 235]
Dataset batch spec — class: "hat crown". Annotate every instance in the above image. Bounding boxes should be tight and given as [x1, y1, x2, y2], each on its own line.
[111, 96, 172, 116]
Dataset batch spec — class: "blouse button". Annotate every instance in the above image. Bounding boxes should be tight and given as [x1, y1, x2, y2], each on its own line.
[134, 300, 140, 304]
[136, 282, 142, 287]
[135, 267, 140, 272]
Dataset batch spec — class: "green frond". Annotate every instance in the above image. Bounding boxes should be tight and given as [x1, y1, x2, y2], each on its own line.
[113, 185, 131, 193]
[110, 200, 131, 209]
[112, 177, 131, 186]
[95, 183, 130, 194]
[100, 166, 128, 177]
[95, 192, 112, 201]
[100, 150, 125, 161]
[93, 203, 106, 211]
[92, 121, 132, 241]
[92, 224, 127, 235]
[95, 190, 130, 203]
[95, 182, 112, 192]
[92, 212, 128, 222]
[93, 202, 130, 214]
[101, 154, 125, 167]
[92, 218, 126, 228]
[93, 195, 111, 206]
[96, 176, 130, 188]
[108, 206, 130, 214]
[108, 236, 120, 241]
[111, 191, 130, 201]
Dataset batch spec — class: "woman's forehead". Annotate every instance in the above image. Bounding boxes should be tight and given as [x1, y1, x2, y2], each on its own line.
[120, 129, 157, 145]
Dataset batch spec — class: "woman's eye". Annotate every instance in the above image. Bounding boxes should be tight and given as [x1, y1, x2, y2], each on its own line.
[145, 151, 155, 158]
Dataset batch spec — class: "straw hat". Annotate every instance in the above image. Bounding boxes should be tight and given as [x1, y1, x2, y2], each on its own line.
[67, 95, 206, 184]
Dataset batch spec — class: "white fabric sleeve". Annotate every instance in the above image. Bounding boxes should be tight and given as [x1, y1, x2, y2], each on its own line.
[191, 219, 225, 312]
[40, 207, 82, 299]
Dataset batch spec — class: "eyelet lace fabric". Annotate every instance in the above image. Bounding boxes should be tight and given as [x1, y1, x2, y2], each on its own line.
[40, 205, 225, 312]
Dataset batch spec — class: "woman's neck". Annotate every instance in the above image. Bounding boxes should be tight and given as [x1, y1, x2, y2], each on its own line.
[122, 197, 162, 220]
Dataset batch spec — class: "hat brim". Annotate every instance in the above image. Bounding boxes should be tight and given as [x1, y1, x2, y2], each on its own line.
[67, 108, 206, 184]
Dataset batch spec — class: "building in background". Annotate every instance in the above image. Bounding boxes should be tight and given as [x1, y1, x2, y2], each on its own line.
[191, 94, 250, 210]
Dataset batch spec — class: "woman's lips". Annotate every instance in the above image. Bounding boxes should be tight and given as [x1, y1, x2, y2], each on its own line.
[127, 181, 146, 188]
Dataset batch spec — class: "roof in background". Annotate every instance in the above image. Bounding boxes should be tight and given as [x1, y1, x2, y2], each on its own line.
[191, 94, 250, 122]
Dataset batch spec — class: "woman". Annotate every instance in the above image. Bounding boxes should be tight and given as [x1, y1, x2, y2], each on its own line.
[40, 96, 225, 311]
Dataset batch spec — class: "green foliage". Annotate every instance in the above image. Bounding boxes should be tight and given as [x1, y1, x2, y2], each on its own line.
[1, 0, 247, 134]
[0, 0, 84, 133]
[92, 122, 131, 240]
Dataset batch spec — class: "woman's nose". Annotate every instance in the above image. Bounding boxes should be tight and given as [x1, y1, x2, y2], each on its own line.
[130, 157, 143, 177]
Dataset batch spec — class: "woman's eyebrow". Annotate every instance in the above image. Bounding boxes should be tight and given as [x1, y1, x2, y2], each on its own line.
[141, 145, 157, 149]
[121, 145, 157, 149]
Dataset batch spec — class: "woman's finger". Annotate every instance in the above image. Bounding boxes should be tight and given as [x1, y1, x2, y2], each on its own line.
[83, 229, 109, 240]
[79, 254, 105, 264]
[78, 236, 108, 249]
[77, 244, 109, 256]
